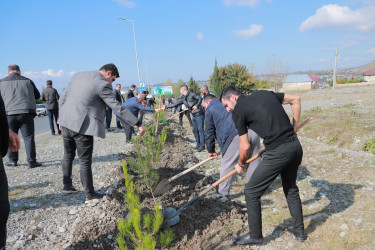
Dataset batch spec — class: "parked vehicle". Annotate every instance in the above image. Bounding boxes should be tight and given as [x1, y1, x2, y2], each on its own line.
[36, 104, 47, 116]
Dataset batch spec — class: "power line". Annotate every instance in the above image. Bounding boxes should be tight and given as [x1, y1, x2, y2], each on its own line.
[339, 52, 374, 60]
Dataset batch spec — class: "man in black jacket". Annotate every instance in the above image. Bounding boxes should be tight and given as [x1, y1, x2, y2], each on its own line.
[0, 64, 42, 168]
[41, 80, 61, 135]
[127, 84, 136, 99]
[166, 85, 205, 151]
[113, 84, 124, 129]
[0, 92, 21, 249]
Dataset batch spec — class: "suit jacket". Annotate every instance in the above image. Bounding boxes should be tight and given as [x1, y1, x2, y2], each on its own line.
[58, 71, 139, 138]
[113, 89, 124, 103]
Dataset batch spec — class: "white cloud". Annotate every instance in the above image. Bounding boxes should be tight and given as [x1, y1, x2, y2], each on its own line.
[367, 47, 375, 53]
[300, 4, 375, 32]
[234, 24, 263, 40]
[196, 32, 205, 40]
[223, 0, 271, 8]
[24, 69, 67, 79]
[68, 71, 76, 77]
[113, 0, 136, 8]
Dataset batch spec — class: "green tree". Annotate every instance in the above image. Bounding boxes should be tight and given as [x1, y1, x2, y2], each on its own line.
[188, 76, 200, 94]
[210, 59, 222, 96]
[210, 63, 255, 95]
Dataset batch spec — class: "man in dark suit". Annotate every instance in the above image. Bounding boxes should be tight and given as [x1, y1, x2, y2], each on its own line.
[41, 80, 61, 135]
[0, 64, 42, 168]
[58, 63, 145, 202]
[0, 92, 21, 249]
[113, 84, 124, 129]
[127, 84, 136, 99]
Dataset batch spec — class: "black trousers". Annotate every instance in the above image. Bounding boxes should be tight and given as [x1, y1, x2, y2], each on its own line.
[0, 160, 10, 249]
[61, 127, 95, 196]
[179, 110, 192, 126]
[47, 108, 60, 134]
[245, 136, 304, 238]
[7, 113, 37, 164]
[120, 120, 132, 142]
[105, 108, 112, 129]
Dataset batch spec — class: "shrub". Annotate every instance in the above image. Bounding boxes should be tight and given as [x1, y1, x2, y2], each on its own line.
[363, 139, 375, 154]
[328, 135, 338, 144]
[117, 162, 173, 250]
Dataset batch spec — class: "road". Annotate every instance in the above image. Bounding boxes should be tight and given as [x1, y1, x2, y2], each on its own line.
[18, 115, 56, 146]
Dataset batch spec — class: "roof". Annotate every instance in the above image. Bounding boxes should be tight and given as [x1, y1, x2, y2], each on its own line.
[284, 74, 312, 83]
[363, 68, 375, 76]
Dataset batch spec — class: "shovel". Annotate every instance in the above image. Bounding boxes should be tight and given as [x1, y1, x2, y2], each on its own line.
[154, 156, 215, 196]
[162, 116, 312, 227]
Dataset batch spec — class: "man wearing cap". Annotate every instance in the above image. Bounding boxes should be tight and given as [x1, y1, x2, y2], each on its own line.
[0, 64, 42, 168]
[58, 63, 145, 202]
[41, 80, 61, 135]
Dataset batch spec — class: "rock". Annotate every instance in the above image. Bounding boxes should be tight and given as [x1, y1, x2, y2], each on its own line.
[340, 224, 350, 230]
[233, 219, 244, 226]
[69, 209, 78, 215]
[272, 208, 280, 213]
[6, 236, 18, 243]
[59, 227, 66, 233]
[107, 234, 113, 240]
[99, 212, 106, 219]
[275, 237, 283, 242]
[340, 231, 346, 238]
[288, 241, 294, 247]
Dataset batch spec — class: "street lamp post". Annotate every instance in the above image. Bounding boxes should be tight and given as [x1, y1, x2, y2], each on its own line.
[118, 17, 141, 84]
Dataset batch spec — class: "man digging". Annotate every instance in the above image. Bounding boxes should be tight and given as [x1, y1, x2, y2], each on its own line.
[201, 94, 261, 202]
[220, 86, 306, 245]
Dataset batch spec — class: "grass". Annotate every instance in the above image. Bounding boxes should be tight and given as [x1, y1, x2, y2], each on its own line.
[362, 139, 375, 154]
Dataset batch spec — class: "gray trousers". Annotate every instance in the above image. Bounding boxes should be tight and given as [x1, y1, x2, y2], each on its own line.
[219, 129, 261, 195]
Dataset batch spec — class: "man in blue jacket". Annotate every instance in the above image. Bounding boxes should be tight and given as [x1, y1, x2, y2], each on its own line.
[202, 94, 261, 201]
[115, 94, 164, 142]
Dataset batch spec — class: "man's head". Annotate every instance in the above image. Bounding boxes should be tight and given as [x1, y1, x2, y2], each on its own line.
[46, 80, 53, 87]
[180, 85, 189, 96]
[99, 63, 119, 83]
[8, 64, 21, 75]
[137, 93, 146, 102]
[220, 86, 242, 112]
[202, 94, 216, 110]
[115, 84, 121, 91]
[130, 84, 136, 91]
[201, 85, 209, 96]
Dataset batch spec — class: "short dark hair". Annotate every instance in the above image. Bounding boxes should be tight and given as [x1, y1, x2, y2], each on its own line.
[203, 94, 216, 103]
[46, 80, 53, 86]
[8, 64, 20, 72]
[180, 85, 188, 91]
[131, 84, 136, 88]
[99, 63, 120, 78]
[115, 83, 121, 88]
[220, 86, 242, 101]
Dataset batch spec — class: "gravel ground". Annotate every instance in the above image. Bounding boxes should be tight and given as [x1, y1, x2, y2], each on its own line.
[4, 83, 375, 249]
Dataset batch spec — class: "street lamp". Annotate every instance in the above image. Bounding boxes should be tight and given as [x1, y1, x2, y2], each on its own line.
[118, 17, 141, 84]
[140, 59, 150, 88]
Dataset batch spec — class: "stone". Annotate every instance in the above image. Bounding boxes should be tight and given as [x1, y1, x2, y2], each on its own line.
[272, 208, 280, 213]
[107, 234, 113, 240]
[288, 241, 294, 247]
[340, 224, 350, 231]
[340, 231, 346, 238]
[59, 227, 66, 233]
[99, 212, 106, 219]
[69, 209, 78, 215]
[275, 237, 283, 242]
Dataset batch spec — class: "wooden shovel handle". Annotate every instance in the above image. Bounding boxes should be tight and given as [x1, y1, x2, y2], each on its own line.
[211, 116, 312, 188]
[169, 157, 214, 182]
[155, 93, 163, 134]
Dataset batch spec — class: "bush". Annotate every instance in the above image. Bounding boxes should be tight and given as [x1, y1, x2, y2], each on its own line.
[363, 139, 375, 154]
[117, 162, 173, 250]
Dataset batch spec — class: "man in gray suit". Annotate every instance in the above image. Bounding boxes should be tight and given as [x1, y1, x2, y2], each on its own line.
[58, 63, 145, 202]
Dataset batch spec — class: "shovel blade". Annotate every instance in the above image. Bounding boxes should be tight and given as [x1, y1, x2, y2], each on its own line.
[162, 207, 180, 227]
[154, 179, 172, 196]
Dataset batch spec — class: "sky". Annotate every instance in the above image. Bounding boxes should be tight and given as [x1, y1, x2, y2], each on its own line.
[1, 0, 375, 92]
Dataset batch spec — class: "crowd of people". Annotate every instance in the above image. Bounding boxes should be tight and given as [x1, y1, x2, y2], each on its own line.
[0, 63, 306, 248]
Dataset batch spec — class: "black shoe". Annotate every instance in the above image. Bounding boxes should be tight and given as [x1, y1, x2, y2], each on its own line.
[58, 130, 62, 135]
[51, 132, 55, 135]
[106, 128, 113, 132]
[4, 161, 17, 167]
[233, 233, 263, 245]
[28, 162, 42, 168]
[62, 186, 78, 194]
[287, 226, 307, 242]
[197, 146, 205, 152]
[85, 192, 105, 203]
[191, 145, 199, 150]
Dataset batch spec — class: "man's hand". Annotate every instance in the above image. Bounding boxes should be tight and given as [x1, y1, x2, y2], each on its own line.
[8, 130, 21, 152]
[234, 163, 245, 173]
[293, 122, 300, 133]
[155, 108, 161, 113]
[137, 125, 146, 136]
[161, 105, 166, 110]
[208, 152, 218, 159]
[192, 106, 198, 111]
[105, 106, 108, 111]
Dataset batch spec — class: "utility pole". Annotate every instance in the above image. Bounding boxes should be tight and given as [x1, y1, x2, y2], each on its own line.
[333, 47, 338, 90]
